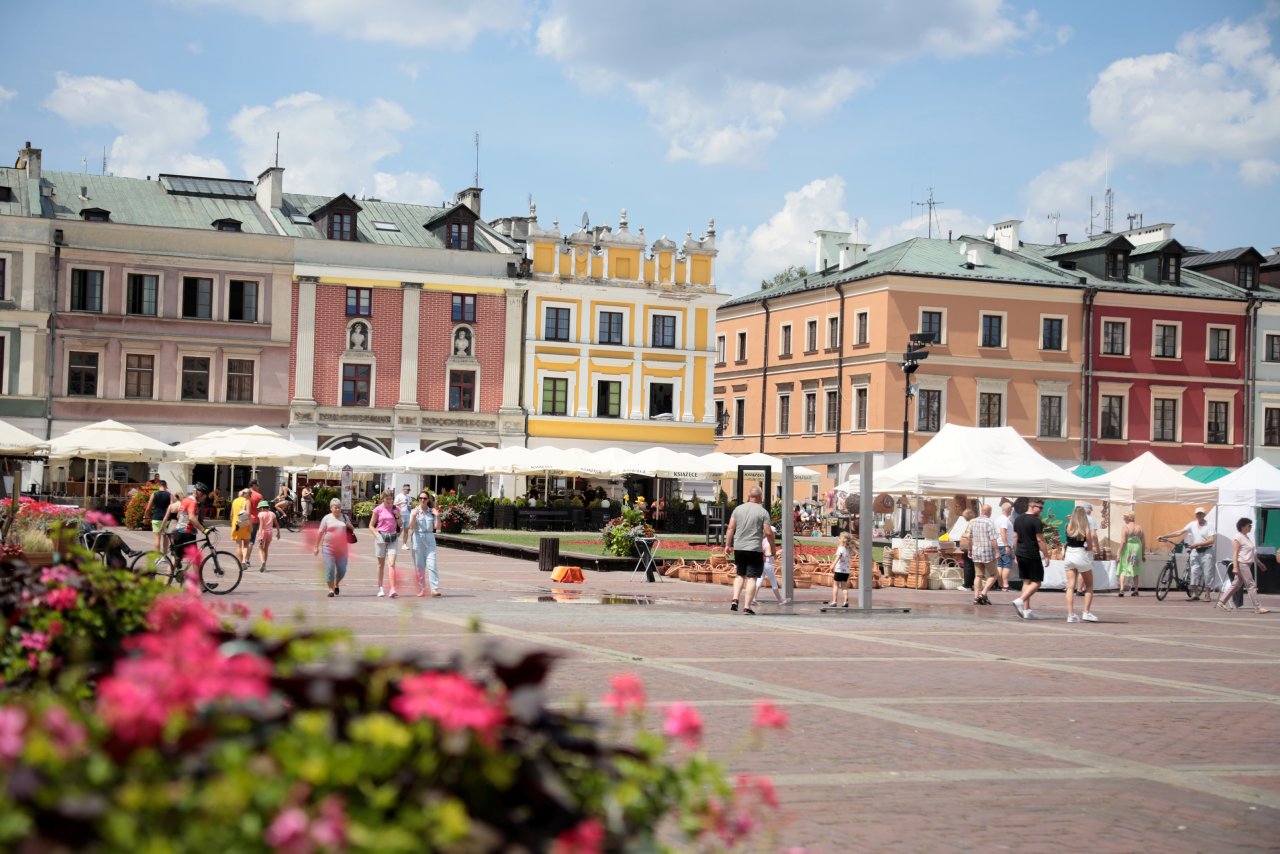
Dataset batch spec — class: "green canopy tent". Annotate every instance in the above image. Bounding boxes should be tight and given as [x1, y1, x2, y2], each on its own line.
[1072, 464, 1107, 479]
[1184, 465, 1230, 484]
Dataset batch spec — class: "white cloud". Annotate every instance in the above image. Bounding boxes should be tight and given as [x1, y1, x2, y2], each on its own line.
[373, 171, 447, 206]
[43, 72, 227, 177]
[1088, 14, 1280, 183]
[0, 84, 15, 104]
[537, 0, 1032, 165]
[228, 93, 413, 195]
[1022, 152, 1110, 243]
[179, 0, 528, 48]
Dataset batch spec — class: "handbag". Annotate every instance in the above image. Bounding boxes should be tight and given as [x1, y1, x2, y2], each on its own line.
[345, 526, 358, 545]
[236, 508, 251, 526]
[959, 534, 971, 551]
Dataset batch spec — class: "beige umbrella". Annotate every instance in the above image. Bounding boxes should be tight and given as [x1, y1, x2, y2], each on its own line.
[0, 419, 49, 456]
[48, 419, 183, 500]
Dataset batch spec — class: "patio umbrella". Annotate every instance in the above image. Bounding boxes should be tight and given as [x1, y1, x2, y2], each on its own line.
[48, 419, 183, 499]
[628, 447, 710, 479]
[315, 446, 396, 474]
[398, 448, 481, 475]
[0, 419, 49, 456]
[581, 447, 645, 478]
[512, 446, 608, 476]
[179, 425, 329, 468]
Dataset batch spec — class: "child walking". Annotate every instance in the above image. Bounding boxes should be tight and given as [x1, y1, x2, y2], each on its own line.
[827, 531, 854, 608]
[255, 500, 277, 572]
[758, 526, 788, 604]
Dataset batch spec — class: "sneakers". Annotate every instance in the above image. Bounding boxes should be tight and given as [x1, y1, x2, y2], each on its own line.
[1022, 609, 1039, 620]
[377, 587, 386, 598]
[327, 591, 336, 597]
[779, 597, 793, 605]
[1259, 607, 1272, 614]
[743, 607, 756, 616]
[1012, 598, 1027, 617]
[729, 600, 739, 612]
[1215, 600, 1229, 611]
[1066, 614, 1081, 623]
[957, 585, 972, 592]
[1082, 612, 1099, 622]
[389, 590, 398, 599]
[1117, 591, 1125, 597]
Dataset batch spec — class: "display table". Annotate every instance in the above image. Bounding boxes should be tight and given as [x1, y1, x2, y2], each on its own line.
[1037, 560, 1118, 591]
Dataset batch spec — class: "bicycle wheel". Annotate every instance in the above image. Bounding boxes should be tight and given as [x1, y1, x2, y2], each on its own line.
[131, 551, 178, 585]
[1155, 564, 1174, 600]
[199, 549, 244, 595]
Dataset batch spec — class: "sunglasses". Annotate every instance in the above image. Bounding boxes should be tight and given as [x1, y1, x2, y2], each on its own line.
[418, 495, 429, 500]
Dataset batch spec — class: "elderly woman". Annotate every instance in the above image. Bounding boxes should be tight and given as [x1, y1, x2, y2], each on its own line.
[313, 498, 354, 597]
[1218, 518, 1272, 614]
[369, 489, 401, 598]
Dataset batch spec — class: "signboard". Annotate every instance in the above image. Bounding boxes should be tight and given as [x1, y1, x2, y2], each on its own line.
[340, 465, 354, 517]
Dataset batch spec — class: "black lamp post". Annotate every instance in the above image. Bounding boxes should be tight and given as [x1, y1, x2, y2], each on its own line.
[901, 332, 934, 458]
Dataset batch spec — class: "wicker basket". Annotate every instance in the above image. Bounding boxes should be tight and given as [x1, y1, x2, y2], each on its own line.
[689, 568, 714, 584]
[905, 574, 929, 590]
[892, 574, 907, 588]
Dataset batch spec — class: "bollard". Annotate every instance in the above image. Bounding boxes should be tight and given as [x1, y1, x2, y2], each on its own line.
[538, 537, 560, 572]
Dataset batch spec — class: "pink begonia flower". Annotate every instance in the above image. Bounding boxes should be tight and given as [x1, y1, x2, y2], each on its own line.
[552, 817, 605, 854]
[736, 773, 780, 809]
[44, 705, 87, 757]
[20, 632, 49, 652]
[601, 672, 646, 716]
[264, 807, 311, 853]
[309, 796, 348, 849]
[261, 608, 274, 621]
[84, 510, 117, 527]
[0, 707, 27, 761]
[44, 587, 79, 611]
[662, 703, 703, 748]
[40, 566, 79, 585]
[231, 603, 250, 619]
[27, 654, 38, 670]
[46, 620, 64, 637]
[752, 700, 789, 730]
[391, 671, 507, 745]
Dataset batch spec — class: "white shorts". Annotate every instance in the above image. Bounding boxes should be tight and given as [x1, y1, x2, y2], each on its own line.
[1064, 546, 1093, 572]
[374, 533, 400, 558]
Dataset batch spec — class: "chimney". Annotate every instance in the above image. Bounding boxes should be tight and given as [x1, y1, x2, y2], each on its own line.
[814, 229, 851, 271]
[992, 220, 1021, 252]
[457, 187, 482, 217]
[16, 141, 41, 182]
[838, 242, 870, 268]
[1058, 233, 1068, 245]
[256, 166, 284, 210]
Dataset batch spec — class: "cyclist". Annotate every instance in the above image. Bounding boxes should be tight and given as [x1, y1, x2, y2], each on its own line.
[272, 483, 294, 533]
[162, 482, 211, 567]
[1160, 508, 1216, 600]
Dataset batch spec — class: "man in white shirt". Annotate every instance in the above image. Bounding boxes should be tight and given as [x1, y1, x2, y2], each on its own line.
[1161, 508, 1216, 599]
[395, 484, 414, 544]
[995, 502, 1016, 592]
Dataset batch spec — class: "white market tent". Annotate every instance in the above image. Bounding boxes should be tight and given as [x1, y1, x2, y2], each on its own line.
[1092, 451, 1218, 505]
[835, 424, 1110, 499]
[398, 448, 480, 475]
[0, 419, 49, 456]
[1208, 458, 1280, 555]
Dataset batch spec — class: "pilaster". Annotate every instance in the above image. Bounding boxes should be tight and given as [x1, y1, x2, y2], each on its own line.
[292, 276, 318, 405]
[397, 282, 422, 408]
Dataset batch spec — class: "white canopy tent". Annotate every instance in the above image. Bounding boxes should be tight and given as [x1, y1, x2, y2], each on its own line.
[398, 448, 480, 475]
[1092, 452, 1219, 505]
[1208, 458, 1280, 559]
[179, 425, 330, 469]
[835, 425, 1110, 499]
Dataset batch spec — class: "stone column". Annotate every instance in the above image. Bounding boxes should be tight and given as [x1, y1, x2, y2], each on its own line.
[500, 289, 524, 413]
[397, 282, 422, 408]
[18, 326, 37, 395]
[292, 277, 317, 404]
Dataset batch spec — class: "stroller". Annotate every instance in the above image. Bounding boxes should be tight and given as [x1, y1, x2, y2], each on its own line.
[78, 520, 137, 569]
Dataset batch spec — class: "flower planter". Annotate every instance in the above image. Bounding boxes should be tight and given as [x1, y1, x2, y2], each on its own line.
[492, 505, 516, 530]
[19, 551, 56, 569]
[440, 521, 466, 535]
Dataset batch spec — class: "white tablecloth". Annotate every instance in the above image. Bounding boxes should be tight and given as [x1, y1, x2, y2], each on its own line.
[1038, 560, 1118, 590]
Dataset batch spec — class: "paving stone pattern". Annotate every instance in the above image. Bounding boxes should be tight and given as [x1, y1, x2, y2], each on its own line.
[122, 527, 1280, 852]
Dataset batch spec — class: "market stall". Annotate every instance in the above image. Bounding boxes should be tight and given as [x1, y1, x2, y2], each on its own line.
[1207, 458, 1280, 594]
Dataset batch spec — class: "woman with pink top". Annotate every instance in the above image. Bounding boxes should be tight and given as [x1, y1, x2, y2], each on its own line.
[255, 500, 277, 572]
[369, 490, 401, 598]
[1218, 518, 1272, 614]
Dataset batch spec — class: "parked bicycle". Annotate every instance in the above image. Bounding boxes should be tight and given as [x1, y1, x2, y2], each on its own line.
[1154, 537, 1211, 601]
[129, 527, 243, 594]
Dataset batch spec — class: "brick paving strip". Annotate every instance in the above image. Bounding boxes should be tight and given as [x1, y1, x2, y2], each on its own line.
[121, 529, 1280, 851]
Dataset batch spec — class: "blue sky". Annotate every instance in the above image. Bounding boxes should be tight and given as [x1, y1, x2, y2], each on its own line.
[3, 1, 1277, 294]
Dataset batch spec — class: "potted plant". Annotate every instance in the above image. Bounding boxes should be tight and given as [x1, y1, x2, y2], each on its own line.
[601, 505, 654, 557]
[492, 497, 515, 529]
[352, 500, 375, 527]
[466, 492, 493, 529]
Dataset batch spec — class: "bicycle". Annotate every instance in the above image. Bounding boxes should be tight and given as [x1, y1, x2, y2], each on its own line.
[1154, 537, 1211, 601]
[129, 527, 244, 595]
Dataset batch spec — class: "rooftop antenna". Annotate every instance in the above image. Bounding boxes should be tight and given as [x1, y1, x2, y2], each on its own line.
[101, 146, 107, 176]
[82, 156, 88, 174]
[274, 132, 280, 168]
[1102, 153, 1114, 233]
[912, 186, 943, 239]
[473, 131, 480, 187]
[1126, 212, 1142, 231]
[1047, 211, 1061, 238]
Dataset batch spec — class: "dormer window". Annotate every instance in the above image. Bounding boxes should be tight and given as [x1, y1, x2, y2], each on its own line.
[309, 194, 362, 243]
[330, 212, 355, 241]
[81, 207, 110, 222]
[448, 222, 471, 250]
[1105, 250, 1127, 280]
[1240, 264, 1257, 289]
[1159, 254, 1180, 283]
[213, 218, 242, 232]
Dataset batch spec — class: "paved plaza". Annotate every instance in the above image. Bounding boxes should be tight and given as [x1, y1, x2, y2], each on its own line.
[117, 527, 1280, 852]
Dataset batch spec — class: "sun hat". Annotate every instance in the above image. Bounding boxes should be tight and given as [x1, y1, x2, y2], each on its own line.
[1194, 507, 1207, 515]
[258, 500, 271, 508]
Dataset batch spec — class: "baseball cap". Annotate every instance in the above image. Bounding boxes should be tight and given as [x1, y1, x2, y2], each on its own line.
[1194, 507, 1207, 515]
[192, 482, 209, 494]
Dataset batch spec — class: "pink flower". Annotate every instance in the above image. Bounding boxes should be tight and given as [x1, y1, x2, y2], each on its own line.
[602, 673, 646, 716]
[553, 818, 605, 854]
[44, 587, 79, 610]
[264, 807, 310, 853]
[85, 510, 117, 527]
[736, 773, 780, 809]
[20, 632, 49, 651]
[183, 544, 203, 569]
[663, 703, 703, 749]
[27, 654, 38, 670]
[261, 608, 274, 621]
[40, 566, 79, 585]
[44, 705, 87, 757]
[752, 700, 789, 730]
[391, 672, 507, 745]
[231, 603, 250, 619]
[264, 797, 348, 853]
[309, 796, 348, 849]
[0, 707, 27, 762]
[47, 620, 64, 637]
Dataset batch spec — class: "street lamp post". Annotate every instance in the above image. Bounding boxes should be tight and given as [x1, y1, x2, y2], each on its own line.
[899, 333, 934, 536]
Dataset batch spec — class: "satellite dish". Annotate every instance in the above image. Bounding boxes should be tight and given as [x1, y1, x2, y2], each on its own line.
[984, 225, 996, 240]
[958, 241, 969, 257]
[580, 211, 590, 231]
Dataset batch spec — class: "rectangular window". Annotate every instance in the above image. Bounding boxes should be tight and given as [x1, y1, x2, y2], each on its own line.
[917, 389, 941, 433]
[855, 311, 869, 346]
[67, 351, 98, 396]
[596, 380, 621, 417]
[736, 331, 747, 361]
[1240, 265, 1256, 289]
[854, 387, 868, 431]
[1267, 334, 1280, 362]
[649, 383, 674, 418]
[1153, 398, 1178, 442]
[125, 354, 154, 399]
[447, 222, 471, 250]
[126, 274, 158, 316]
[715, 400, 726, 436]
[599, 311, 623, 345]
[329, 212, 355, 242]
[541, 377, 568, 415]
[805, 320, 818, 352]
[1206, 400, 1229, 445]
[448, 370, 475, 411]
[346, 287, 371, 317]
[545, 307, 571, 341]
[342, 364, 371, 406]
[228, 280, 258, 322]
[1154, 323, 1178, 358]
[803, 392, 817, 433]
[825, 389, 839, 432]
[779, 324, 792, 357]
[980, 314, 1003, 348]
[1160, 255, 1180, 283]
[1265, 408, 1280, 447]
[651, 314, 676, 348]
[1105, 250, 1126, 279]
[1100, 395, 1125, 440]
[181, 277, 213, 319]
[1102, 321, 1127, 355]
[181, 356, 210, 401]
[827, 317, 840, 348]
[0, 257, 6, 300]
[1041, 317, 1063, 351]
[778, 395, 790, 435]
[920, 310, 942, 342]
[1039, 395, 1063, 438]
[716, 335, 726, 364]
[979, 392, 1002, 428]
[226, 359, 254, 402]
[70, 269, 103, 312]
[1207, 327, 1232, 362]
[452, 294, 476, 323]
[734, 399, 745, 436]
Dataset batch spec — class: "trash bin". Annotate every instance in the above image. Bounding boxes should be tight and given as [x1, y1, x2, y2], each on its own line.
[538, 537, 560, 572]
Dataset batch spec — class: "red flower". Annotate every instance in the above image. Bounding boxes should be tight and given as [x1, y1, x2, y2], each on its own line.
[392, 671, 506, 745]
[44, 705, 87, 757]
[752, 700, 789, 730]
[663, 702, 703, 748]
[553, 818, 605, 854]
[44, 587, 79, 611]
[736, 773, 780, 809]
[602, 672, 645, 716]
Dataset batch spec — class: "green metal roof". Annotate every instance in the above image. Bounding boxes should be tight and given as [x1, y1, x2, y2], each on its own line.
[1042, 233, 1131, 258]
[1184, 465, 1230, 483]
[1073, 464, 1107, 478]
[276, 193, 516, 252]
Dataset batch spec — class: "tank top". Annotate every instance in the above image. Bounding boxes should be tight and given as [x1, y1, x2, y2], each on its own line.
[1065, 534, 1088, 548]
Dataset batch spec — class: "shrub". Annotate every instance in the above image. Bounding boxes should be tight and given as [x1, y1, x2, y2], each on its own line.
[311, 486, 339, 511]
[351, 500, 375, 521]
[122, 482, 159, 530]
[464, 491, 491, 512]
